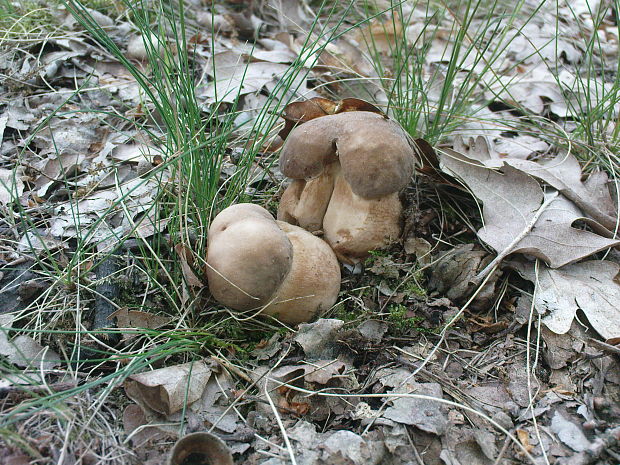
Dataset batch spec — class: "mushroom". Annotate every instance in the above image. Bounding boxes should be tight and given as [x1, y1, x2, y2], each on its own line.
[277, 111, 416, 263]
[206, 203, 341, 324]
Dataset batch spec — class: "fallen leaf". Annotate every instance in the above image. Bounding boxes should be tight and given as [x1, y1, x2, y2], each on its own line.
[0, 334, 61, 370]
[284, 420, 386, 465]
[493, 134, 549, 160]
[486, 67, 572, 116]
[294, 319, 344, 358]
[0, 168, 24, 205]
[439, 149, 620, 271]
[110, 308, 170, 341]
[201, 50, 309, 104]
[174, 243, 204, 288]
[550, 410, 591, 452]
[32, 116, 100, 158]
[265, 0, 312, 33]
[382, 382, 448, 435]
[355, 16, 404, 54]
[514, 260, 620, 339]
[456, 137, 618, 231]
[454, 437, 494, 465]
[123, 404, 169, 449]
[376, 368, 448, 435]
[279, 96, 383, 139]
[3, 101, 36, 131]
[125, 360, 213, 415]
[192, 368, 240, 433]
[299, 359, 346, 384]
[18, 230, 68, 255]
[110, 143, 163, 164]
[357, 320, 388, 343]
[516, 429, 534, 454]
[428, 244, 499, 308]
[541, 323, 585, 369]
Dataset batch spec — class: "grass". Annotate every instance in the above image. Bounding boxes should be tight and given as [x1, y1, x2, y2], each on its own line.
[1, 0, 619, 462]
[357, 0, 546, 143]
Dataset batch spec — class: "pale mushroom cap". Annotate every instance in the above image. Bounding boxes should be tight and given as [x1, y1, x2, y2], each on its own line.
[208, 203, 274, 240]
[279, 112, 415, 199]
[263, 222, 341, 324]
[206, 203, 341, 324]
[206, 204, 293, 311]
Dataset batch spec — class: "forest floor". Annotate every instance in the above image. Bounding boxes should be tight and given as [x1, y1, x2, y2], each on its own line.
[0, 0, 619, 464]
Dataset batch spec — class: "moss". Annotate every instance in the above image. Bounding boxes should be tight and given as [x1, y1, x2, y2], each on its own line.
[387, 304, 424, 331]
[403, 275, 427, 298]
[330, 302, 359, 322]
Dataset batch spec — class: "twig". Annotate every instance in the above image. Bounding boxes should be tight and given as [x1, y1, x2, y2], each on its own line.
[0, 381, 78, 400]
[404, 426, 426, 465]
[587, 338, 620, 357]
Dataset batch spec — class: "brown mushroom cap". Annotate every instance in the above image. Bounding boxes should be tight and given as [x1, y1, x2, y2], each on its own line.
[280, 111, 415, 199]
[263, 221, 341, 324]
[206, 204, 340, 324]
[207, 204, 293, 310]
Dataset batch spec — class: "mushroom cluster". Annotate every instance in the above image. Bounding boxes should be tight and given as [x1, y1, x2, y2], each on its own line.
[205, 101, 417, 324]
[277, 111, 416, 263]
[206, 204, 340, 324]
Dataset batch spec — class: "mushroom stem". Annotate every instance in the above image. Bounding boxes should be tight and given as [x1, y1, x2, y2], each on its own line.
[278, 162, 338, 232]
[323, 170, 402, 263]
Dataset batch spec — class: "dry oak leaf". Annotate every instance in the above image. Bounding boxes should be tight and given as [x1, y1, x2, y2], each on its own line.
[439, 149, 620, 276]
[514, 260, 620, 339]
[455, 136, 618, 231]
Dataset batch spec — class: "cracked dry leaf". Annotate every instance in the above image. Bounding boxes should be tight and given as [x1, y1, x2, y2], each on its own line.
[32, 116, 100, 158]
[550, 411, 591, 452]
[486, 67, 573, 116]
[514, 260, 620, 339]
[272, 359, 347, 386]
[375, 368, 447, 435]
[50, 175, 165, 241]
[294, 318, 344, 358]
[110, 308, 170, 341]
[3, 101, 36, 131]
[201, 50, 310, 104]
[265, 420, 386, 465]
[439, 149, 620, 270]
[383, 382, 447, 435]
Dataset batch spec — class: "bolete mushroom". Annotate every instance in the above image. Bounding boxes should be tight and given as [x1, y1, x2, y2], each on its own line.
[277, 111, 416, 263]
[206, 203, 341, 324]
